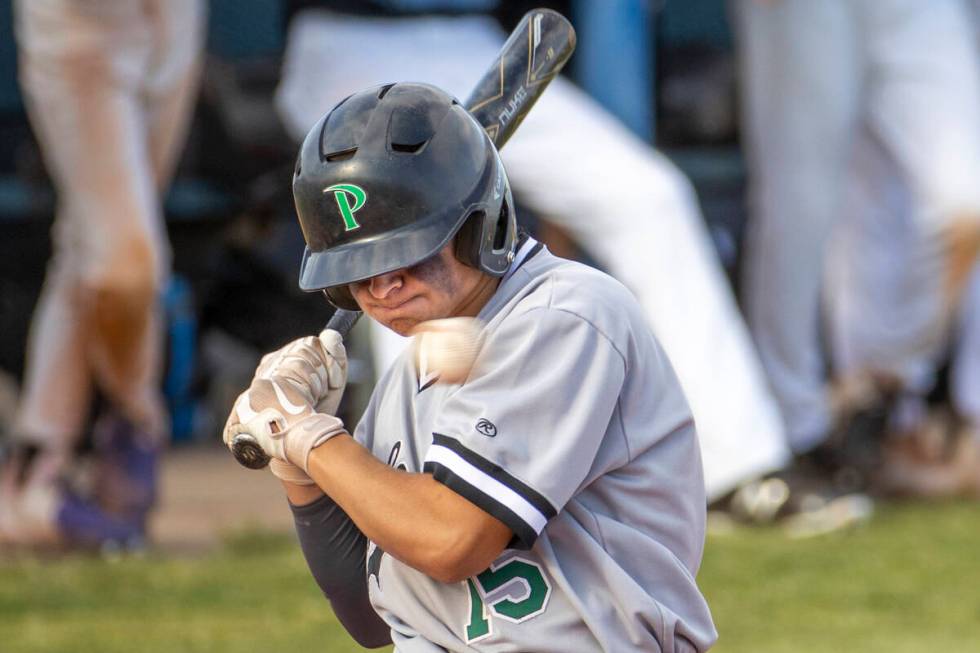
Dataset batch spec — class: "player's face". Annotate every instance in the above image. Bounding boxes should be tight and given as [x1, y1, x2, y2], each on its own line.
[349, 244, 498, 336]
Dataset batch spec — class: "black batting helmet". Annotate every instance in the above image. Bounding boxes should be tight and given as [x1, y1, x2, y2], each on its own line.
[292, 82, 517, 310]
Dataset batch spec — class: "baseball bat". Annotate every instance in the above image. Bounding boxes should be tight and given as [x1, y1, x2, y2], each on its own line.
[231, 8, 576, 470]
[465, 8, 576, 149]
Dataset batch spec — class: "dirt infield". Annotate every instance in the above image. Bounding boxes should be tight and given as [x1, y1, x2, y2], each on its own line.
[151, 445, 295, 553]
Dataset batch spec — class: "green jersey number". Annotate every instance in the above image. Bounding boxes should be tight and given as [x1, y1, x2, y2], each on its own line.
[465, 557, 552, 643]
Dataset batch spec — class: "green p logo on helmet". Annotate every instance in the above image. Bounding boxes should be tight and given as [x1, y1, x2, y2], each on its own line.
[324, 183, 367, 231]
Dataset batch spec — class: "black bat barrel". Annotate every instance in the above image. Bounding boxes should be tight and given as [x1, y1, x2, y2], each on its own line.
[465, 8, 576, 150]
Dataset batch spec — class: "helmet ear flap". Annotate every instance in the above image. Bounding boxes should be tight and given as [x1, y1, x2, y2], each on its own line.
[453, 197, 516, 276]
[454, 210, 485, 269]
[481, 195, 516, 275]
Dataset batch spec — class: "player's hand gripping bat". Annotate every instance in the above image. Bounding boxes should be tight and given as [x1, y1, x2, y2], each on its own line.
[230, 8, 576, 470]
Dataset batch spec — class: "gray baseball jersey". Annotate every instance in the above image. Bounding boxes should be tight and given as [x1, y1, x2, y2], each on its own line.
[353, 239, 717, 652]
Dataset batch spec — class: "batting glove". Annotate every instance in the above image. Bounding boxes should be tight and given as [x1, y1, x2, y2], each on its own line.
[254, 329, 348, 414]
[223, 329, 348, 474]
[269, 458, 317, 486]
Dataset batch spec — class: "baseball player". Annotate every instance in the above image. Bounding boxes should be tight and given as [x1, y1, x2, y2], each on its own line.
[0, 0, 206, 548]
[224, 83, 717, 651]
[734, 0, 980, 465]
[274, 2, 791, 503]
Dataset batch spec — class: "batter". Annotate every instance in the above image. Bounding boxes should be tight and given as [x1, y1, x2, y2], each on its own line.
[224, 83, 717, 652]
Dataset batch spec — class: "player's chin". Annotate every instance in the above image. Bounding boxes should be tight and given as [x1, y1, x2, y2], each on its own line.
[383, 310, 452, 337]
[385, 318, 420, 337]
[363, 296, 453, 336]
[366, 306, 427, 337]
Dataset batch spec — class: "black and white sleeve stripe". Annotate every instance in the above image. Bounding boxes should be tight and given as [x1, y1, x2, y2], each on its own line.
[423, 433, 557, 549]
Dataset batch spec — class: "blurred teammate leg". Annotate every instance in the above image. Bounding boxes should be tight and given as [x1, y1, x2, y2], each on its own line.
[825, 132, 940, 401]
[862, 0, 980, 333]
[827, 0, 980, 427]
[733, 0, 862, 453]
[91, 0, 206, 527]
[4, 0, 205, 547]
[952, 264, 980, 430]
[826, 0, 980, 496]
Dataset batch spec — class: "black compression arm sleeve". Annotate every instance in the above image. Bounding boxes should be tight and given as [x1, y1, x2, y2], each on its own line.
[290, 494, 392, 648]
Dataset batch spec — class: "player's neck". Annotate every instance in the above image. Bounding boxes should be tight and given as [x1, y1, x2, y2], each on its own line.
[452, 274, 500, 320]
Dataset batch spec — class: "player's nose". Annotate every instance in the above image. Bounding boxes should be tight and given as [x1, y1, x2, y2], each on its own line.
[368, 271, 404, 299]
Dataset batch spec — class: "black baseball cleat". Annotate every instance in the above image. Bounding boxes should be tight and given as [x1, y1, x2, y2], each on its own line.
[56, 488, 146, 554]
[0, 420, 156, 553]
[725, 448, 876, 538]
[91, 412, 159, 522]
[724, 376, 897, 536]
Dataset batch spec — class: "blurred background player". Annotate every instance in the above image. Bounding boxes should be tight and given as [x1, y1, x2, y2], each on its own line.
[733, 0, 980, 498]
[0, 0, 207, 549]
[274, 0, 793, 504]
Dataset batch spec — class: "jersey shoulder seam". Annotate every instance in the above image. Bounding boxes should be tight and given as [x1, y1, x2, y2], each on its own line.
[582, 501, 610, 551]
[616, 396, 632, 462]
[511, 271, 628, 367]
[528, 300, 628, 369]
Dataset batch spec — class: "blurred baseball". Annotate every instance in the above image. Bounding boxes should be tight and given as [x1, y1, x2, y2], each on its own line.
[413, 317, 483, 385]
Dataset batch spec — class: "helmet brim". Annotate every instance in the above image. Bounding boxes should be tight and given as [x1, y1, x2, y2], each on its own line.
[298, 207, 469, 292]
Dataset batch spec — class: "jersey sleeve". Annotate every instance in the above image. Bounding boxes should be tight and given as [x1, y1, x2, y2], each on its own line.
[351, 356, 402, 451]
[351, 391, 377, 449]
[423, 306, 626, 549]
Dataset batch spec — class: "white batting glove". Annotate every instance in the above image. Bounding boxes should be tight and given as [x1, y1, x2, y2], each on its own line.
[257, 329, 347, 483]
[269, 458, 317, 486]
[223, 329, 348, 474]
[254, 329, 348, 413]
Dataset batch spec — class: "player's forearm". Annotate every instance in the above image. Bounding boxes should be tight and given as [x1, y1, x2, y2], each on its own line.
[307, 434, 509, 582]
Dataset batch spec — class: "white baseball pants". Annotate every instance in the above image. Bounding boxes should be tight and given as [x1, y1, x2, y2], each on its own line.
[13, 0, 206, 453]
[735, 0, 980, 449]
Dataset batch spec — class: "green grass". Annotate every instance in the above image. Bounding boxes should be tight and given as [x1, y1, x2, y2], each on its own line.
[700, 500, 980, 652]
[0, 528, 386, 653]
[2, 502, 980, 652]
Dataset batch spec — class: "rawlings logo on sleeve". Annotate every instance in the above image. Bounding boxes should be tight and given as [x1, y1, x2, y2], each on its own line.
[475, 419, 497, 437]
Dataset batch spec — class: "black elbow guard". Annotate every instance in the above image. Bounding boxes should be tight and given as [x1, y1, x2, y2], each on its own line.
[291, 494, 391, 648]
